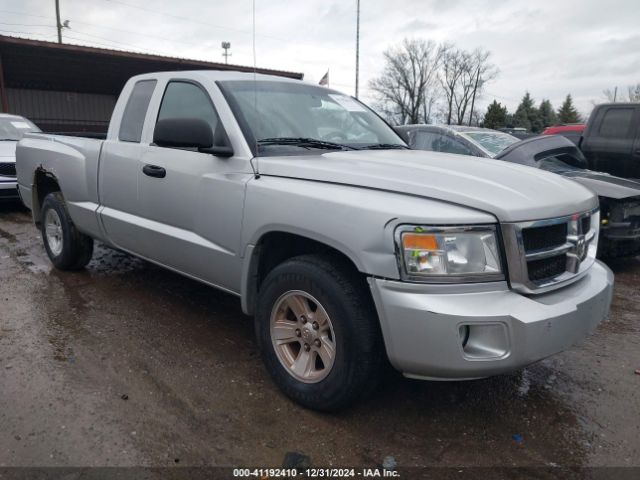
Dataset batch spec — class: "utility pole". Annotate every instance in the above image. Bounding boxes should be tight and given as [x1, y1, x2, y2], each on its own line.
[613, 86, 618, 102]
[468, 67, 481, 126]
[221, 42, 231, 64]
[355, 0, 360, 99]
[55, 0, 62, 43]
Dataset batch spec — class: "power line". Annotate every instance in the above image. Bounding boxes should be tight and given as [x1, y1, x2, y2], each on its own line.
[68, 28, 167, 54]
[0, 5, 347, 62]
[0, 22, 55, 28]
[0, 9, 210, 48]
[0, 9, 51, 20]
[98, 0, 287, 41]
[56, 19, 204, 47]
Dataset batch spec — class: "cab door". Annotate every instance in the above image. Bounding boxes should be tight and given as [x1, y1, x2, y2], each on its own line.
[632, 106, 640, 179]
[136, 80, 251, 292]
[585, 105, 636, 177]
[99, 79, 157, 254]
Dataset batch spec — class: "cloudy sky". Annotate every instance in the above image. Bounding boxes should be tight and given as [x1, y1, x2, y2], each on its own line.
[2, 0, 639, 116]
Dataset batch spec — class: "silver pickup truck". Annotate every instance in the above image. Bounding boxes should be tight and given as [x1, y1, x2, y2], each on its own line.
[16, 71, 614, 411]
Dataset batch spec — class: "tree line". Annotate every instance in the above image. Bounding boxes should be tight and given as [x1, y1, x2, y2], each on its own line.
[483, 93, 581, 133]
[369, 37, 639, 133]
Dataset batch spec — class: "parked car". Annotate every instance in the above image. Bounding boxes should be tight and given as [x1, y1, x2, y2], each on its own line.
[542, 124, 585, 146]
[498, 127, 537, 140]
[17, 71, 613, 411]
[397, 125, 640, 257]
[0, 114, 41, 201]
[580, 103, 640, 179]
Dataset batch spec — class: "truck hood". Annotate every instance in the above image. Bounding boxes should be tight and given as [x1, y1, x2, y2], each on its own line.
[0, 141, 17, 161]
[258, 149, 597, 222]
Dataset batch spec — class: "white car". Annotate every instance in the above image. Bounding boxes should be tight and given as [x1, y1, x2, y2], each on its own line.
[0, 114, 41, 201]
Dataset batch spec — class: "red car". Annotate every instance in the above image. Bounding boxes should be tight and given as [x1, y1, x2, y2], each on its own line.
[542, 124, 585, 145]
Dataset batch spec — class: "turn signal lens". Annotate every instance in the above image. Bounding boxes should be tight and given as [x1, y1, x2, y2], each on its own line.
[402, 233, 438, 250]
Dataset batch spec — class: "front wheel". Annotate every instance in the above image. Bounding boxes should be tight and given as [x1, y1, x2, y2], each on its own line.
[41, 192, 94, 270]
[255, 254, 382, 411]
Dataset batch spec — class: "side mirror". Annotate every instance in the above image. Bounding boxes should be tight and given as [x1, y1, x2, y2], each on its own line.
[153, 118, 234, 157]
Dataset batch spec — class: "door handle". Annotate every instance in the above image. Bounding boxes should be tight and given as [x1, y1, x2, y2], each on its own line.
[142, 164, 166, 178]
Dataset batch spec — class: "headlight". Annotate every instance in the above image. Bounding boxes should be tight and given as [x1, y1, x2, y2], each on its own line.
[396, 225, 504, 282]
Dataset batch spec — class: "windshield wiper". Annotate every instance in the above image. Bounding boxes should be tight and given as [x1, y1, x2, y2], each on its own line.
[359, 143, 410, 150]
[257, 137, 357, 151]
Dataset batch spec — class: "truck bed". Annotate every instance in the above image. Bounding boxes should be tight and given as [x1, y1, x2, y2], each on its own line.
[16, 133, 105, 239]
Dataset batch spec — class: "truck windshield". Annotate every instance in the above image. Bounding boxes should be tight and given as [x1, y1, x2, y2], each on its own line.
[0, 117, 41, 141]
[218, 80, 406, 155]
[461, 131, 519, 157]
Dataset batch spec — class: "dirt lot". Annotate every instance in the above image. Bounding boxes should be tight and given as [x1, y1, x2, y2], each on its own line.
[1, 202, 638, 473]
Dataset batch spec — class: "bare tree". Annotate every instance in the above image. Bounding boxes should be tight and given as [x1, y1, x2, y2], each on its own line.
[603, 88, 618, 102]
[439, 45, 466, 125]
[602, 84, 640, 103]
[369, 39, 443, 125]
[441, 47, 497, 125]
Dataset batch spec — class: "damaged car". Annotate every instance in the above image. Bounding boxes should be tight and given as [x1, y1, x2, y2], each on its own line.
[397, 125, 640, 257]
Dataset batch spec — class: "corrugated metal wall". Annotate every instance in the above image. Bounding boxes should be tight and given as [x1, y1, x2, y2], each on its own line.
[6, 88, 116, 133]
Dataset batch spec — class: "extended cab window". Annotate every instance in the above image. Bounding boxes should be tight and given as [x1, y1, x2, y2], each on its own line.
[599, 108, 634, 138]
[157, 81, 219, 131]
[434, 136, 473, 155]
[413, 131, 442, 151]
[119, 80, 157, 142]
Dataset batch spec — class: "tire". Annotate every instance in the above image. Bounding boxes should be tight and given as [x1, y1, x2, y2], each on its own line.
[255, 253, 382, 411]
[40, 191, 94, 270]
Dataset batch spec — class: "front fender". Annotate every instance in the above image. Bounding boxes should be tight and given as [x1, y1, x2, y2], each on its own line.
[240, 175, 496, 286]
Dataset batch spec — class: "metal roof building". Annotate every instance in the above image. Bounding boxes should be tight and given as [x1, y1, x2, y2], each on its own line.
[0, 35, 303, 133]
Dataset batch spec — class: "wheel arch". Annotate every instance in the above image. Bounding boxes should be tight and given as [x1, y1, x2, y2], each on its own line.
[240, 230, 366, 316]
[31, 168, 62, 226]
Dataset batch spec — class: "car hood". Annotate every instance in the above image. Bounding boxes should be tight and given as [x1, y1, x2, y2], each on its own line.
[258, 149, 597, 222]
[0, 141, 17, 160]
[494, 134, 640, 200]
[560, 170, 640, 200]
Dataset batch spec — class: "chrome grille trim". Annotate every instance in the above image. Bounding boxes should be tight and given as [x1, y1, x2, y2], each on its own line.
[524, 242, 573, 261]
[502, 208, 599, 294]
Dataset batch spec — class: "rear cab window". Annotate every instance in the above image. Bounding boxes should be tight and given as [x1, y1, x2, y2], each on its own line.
[599, 107, 634, 139]
[413, 131, 442, 151]
[435, 136, 473, 156]
[119, 80, 157, 142]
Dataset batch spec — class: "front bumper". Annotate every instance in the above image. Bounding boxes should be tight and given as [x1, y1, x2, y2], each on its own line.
[369, 260, 614, 380]
[0, 178, 19, 200]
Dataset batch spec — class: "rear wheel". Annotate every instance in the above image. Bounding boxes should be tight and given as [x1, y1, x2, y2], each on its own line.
[41, 192, 94, 270]
[255, 254, 382, 411]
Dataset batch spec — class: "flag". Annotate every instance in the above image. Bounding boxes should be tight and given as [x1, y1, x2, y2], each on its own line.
[319, 70, 329, 86]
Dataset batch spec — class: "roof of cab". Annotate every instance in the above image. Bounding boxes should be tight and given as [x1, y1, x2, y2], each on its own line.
[128, 70, 305, 84]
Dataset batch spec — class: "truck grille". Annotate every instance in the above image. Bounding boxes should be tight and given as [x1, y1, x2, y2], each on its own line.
[0, 162, 16, 177]
[502, 209, 599, 293]
[526, 255, 567, 283]
[522, 223, 567, 252]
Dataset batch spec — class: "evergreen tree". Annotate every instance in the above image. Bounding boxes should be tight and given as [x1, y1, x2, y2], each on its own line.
[513, 92, 543, 133]
[557, 94, 581, 123]
[482, 100, 508, 129]
[505, 113, 515, 128]
[539, 99, 557, 128]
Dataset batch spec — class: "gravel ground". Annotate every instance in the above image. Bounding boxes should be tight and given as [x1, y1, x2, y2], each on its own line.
[0, 202, 638, 475]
